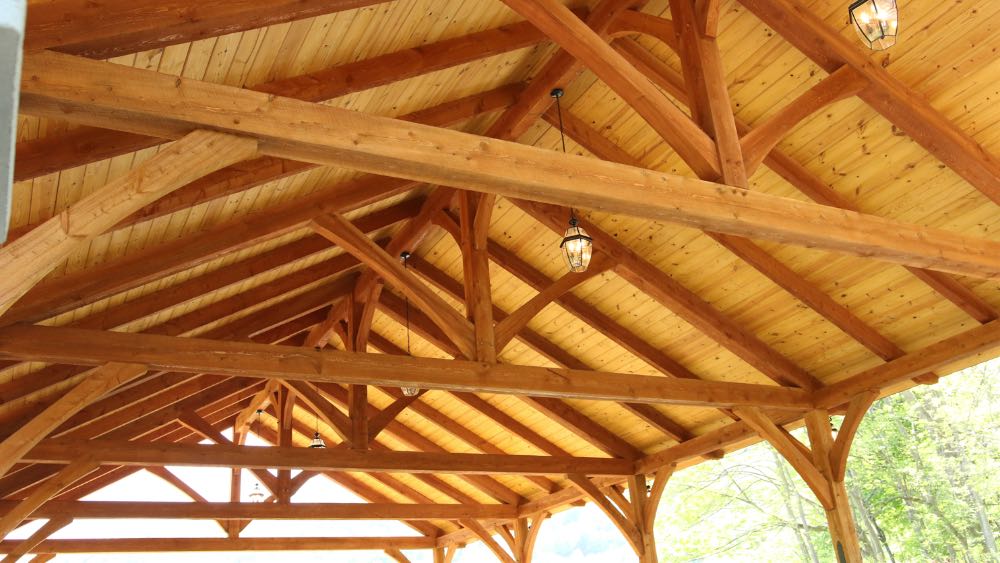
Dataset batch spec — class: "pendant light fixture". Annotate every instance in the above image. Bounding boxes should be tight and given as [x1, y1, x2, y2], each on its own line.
[253, 408, 263, 440]
[399, 252, 420, 397]
[551, 88, 593, 273]
[849, 0, 897, 50]
[308, 417, 326, 449]
[248, 482, 265, 503]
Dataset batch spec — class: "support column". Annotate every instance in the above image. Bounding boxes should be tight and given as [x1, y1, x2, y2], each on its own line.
[433, 545, 459, 563]
[458, 191, 496, 363]
[735, 392, 877, 562]
[568, 467, 673, 562]
[460, 519, 514, 563]
[495, 513, 547, 563]
[275, 387, 294, 503]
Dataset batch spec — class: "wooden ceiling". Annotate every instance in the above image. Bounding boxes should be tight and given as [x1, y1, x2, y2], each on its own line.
[1, 0, 999, 560]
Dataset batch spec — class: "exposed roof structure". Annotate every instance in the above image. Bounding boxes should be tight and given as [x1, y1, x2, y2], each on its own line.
[1, 0, 999, 561]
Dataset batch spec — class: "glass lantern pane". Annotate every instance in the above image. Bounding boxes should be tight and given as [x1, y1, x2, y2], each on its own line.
[850, 0, 897, 50]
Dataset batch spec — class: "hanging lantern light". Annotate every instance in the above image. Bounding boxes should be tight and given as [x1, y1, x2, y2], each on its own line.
[248, 482, 265, 503]
[308, 417, 326, 448]
[849, 0, 897, 50]
[560, 214, 593, 273]
[399, 252, 421, 398]
[550, 88, 594, 273]
[308, 431, 326, 449]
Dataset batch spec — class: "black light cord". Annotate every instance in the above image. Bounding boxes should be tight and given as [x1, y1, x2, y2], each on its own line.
[401, 252, 411, 355]
[552, 88, 567, 154]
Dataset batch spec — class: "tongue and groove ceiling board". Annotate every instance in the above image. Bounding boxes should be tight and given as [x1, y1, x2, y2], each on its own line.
[1, 0, 999, 559]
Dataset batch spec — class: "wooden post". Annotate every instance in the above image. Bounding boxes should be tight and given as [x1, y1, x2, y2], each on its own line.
[276, 387, 294, 503]
[504, 513, 547, 563]
[568, 468, 673, 562]
[736, 395, 877, 563]
[433, 545, 458, 563]
[458, 192, 496, 363]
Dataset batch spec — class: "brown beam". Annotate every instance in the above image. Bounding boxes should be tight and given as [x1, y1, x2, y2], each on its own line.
[22, 52, 1000, 279]
[26, 0, 390, 58]
[12, 501, 517, 521]
[0, 325, 816, 410]
[0, 537, 435, 553]
[24, 439, 635, 477]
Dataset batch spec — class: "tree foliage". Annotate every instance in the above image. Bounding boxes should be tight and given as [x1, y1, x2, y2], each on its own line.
[655, 359, 1000, 562]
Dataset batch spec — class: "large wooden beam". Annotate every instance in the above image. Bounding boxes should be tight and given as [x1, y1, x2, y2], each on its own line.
[0, 325, 815, 410]
[15, 19, 530, 183]
[21, 51, 1000, 279]
[738, 0, 1000, 206]
[4, 82, 510, 327]
[0, 363, 147, 477]
[0, 537, 435, 553]
[0, 130, 257, 317]
[24, 439, 634, 477]
[11, 501, 516, 521]
[26, 0, 389, 58]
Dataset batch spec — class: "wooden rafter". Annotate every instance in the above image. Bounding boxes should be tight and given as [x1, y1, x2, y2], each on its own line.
[0, 130, 256, 317]
[26, 0, 390, 58]
[0, 516, 72, 563]
[0, 363, 147, 477]
[0, 458, 98, 538]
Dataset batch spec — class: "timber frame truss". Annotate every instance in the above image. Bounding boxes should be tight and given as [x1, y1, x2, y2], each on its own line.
[1, 0, 999, 561]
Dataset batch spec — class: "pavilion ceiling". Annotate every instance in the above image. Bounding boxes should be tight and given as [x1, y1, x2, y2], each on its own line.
[1, 0, 999, 559]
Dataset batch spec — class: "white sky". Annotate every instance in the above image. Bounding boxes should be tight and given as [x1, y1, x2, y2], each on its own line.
[7, 433, 633, 563]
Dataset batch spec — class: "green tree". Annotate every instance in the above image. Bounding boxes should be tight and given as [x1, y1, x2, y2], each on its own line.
[654, 359, 999, 562]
